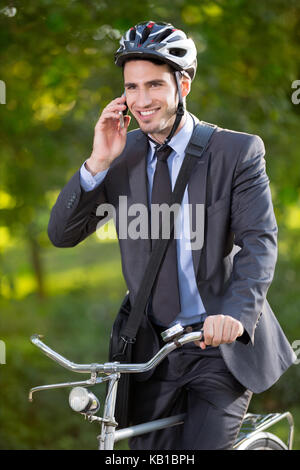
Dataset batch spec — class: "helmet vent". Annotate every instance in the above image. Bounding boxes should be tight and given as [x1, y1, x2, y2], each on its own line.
[155, 28, 174, 43]
[169, 48, 186, 57]
[141, 26, 152, 44]
[129, 28, 136, 41]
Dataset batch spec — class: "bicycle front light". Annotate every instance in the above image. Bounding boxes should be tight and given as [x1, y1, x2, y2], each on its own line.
[69, 387, 100, 415]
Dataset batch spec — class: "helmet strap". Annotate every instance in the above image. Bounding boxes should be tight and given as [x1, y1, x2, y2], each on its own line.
[163, 71, 185, 146]
[143, 71, 185, 150]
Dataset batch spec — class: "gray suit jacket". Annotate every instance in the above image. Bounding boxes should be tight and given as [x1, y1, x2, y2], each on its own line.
[48, 116, 296, 393]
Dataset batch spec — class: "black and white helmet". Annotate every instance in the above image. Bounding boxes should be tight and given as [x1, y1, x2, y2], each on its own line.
[115, 21, 197, 81]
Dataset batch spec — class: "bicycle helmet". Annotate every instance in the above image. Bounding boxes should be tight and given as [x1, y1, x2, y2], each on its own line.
[115, 21, 197, 81]
[115, 21, 198, 145]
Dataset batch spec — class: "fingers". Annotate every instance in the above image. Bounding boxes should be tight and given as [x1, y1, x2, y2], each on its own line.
[90, 95, 129, 165]
[101, 105, 127, 121]
[222, 318, 233, 343]
[105, 103, 127, 114]
[196, 315, 244, 348]
[96, 96, 128, 127]
[105, 95, 127, 113]
[101, 111, 122, 122]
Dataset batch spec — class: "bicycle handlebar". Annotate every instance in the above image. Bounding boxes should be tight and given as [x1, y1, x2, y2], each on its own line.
[30, 330, 204, 375]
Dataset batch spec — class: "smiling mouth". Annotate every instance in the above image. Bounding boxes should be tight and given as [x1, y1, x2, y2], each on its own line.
[137, 108, 160, 118]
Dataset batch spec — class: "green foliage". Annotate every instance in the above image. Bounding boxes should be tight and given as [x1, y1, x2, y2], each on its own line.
[1, 0, 300, 450]
[0, 238, 128, 450]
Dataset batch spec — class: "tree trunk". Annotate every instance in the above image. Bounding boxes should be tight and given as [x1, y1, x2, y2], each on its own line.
[29, 237, 46, 299]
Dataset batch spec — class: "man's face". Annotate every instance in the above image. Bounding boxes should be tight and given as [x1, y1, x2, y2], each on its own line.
[123, 60, 182, 139]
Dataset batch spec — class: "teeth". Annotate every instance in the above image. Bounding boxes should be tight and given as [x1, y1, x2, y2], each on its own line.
[140, 110, 156, 116]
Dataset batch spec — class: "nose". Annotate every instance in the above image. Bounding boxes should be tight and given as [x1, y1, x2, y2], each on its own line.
[135, 88, 152, 108]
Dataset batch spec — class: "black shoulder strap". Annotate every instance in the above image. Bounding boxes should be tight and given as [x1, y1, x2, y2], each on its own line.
[121, 120, 217, 341]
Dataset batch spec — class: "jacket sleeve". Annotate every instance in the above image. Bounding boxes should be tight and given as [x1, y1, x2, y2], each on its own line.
[221, 135, 278, 344]
[47, 169, 108, 247]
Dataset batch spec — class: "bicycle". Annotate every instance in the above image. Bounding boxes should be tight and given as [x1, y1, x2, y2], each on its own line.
[29, 323, 294, 450]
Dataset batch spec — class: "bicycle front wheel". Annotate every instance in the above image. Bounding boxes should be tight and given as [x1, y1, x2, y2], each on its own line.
[236, 432, 288, 450]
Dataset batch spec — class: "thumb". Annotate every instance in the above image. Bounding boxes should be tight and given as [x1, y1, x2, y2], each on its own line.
[237, 321, 244, 337]
[119, 115, 131, 136]
[124, 115, 131, 129]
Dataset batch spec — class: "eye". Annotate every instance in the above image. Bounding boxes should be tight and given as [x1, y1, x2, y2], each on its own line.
[150, 82, 162, 88]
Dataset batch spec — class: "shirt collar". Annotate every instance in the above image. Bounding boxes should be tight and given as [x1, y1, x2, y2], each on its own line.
[148, 112, 194, 163]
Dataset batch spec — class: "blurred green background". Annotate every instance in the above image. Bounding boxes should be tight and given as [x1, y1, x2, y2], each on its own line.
[0, 0, 300, 450]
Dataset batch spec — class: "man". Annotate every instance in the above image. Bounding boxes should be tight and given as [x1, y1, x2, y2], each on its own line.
[48, 22, 296, 450]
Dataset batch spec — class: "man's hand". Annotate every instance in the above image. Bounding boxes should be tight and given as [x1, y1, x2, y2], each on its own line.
[194, 315, 244, 350]
[85, 94, 131, 175]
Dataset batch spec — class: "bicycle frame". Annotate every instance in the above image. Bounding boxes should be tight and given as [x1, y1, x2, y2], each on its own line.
[28, 331, 294, 450]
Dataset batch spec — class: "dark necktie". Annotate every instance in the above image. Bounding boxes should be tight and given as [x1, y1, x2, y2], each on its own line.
[150, 144, 181, 326]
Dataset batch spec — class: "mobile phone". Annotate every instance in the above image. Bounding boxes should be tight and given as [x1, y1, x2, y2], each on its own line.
[119, 92, 128, 129]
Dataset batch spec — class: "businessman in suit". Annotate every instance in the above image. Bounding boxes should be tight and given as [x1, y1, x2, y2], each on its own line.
[48, 22, 296, 449]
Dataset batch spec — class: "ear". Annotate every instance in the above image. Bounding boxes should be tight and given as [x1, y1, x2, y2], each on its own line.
[181, 76, 191, 98]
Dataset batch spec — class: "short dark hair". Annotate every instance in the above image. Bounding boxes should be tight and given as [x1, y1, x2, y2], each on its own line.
[122, 57, 175, 75]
